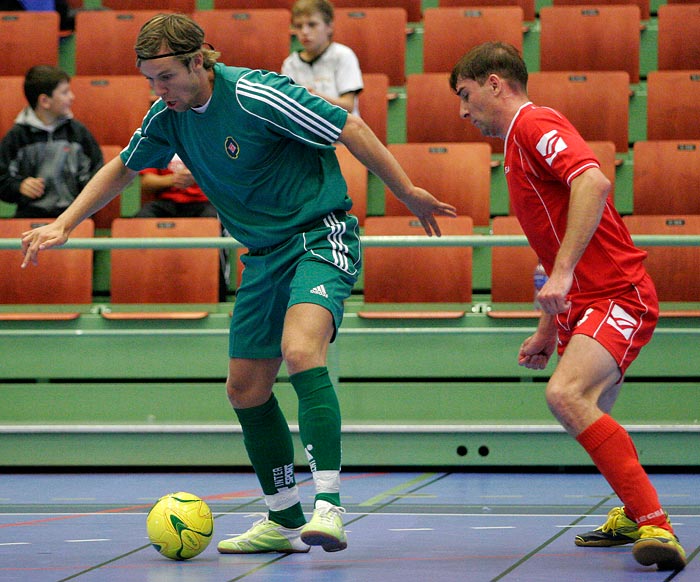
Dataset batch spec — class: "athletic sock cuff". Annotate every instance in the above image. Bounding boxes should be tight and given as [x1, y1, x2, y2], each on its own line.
[233, 393, 278, 423]
[576, 414, 620, 452]
[290, 366, 330, 396]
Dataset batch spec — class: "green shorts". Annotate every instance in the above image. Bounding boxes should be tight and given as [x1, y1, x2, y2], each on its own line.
[229, 211, 361, 359]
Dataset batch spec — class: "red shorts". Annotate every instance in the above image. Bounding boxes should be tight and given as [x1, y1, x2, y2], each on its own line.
[555, 273, 659, 375]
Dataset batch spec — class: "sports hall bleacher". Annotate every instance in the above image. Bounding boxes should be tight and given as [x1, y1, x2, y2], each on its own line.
[1, 0, 699, 469]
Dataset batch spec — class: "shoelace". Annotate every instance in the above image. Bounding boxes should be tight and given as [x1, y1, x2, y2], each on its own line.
[315, 505, 347, 523]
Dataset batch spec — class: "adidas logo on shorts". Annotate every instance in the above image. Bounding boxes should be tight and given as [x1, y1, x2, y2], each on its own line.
[310, 284, 329, 298]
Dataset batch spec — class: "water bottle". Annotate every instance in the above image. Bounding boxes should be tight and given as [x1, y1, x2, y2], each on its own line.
[533, 262, 548, 310]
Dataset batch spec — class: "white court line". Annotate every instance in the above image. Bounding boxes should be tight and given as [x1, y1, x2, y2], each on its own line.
[0, 542, 31, 546]
[471, 526, 516, 530]
[65, 538, 111, 543]
[389, 528, 434, 532]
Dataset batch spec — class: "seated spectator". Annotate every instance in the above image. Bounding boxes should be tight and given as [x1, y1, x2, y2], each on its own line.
[137, 154, 217, 218]
[0, 65, 103, 218]
[282, 0, 363, 115]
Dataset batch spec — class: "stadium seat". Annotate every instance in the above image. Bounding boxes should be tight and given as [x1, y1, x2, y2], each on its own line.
[527, 71, 631, 153]
[334, 0, 422, 22]
[0, 76, 25, 138]
[102, 0, 196, 11]
[358, 73, 389, 145]
[423, 7, 524, 74]
[335, 145, 367, 226]
[385, 143, 492, 226]
[622, 215, 700, 305]
[93, 146, 125, 230]
[439, 0, 534, 22]
[0, 219, 94, 310]
[646, 71, 700, 141]
[361, 216, 473, 315]
[192, 9, 291, 73]
[488, 215, 540, 317]
[70, 76, 153, 147]
[553, 0, 649, 20]
[658, 5, 700, 71]
[587, 141, 618, 203]
[213, 0, 292, 7]
[405, 73, 503, 154]
[539, 6, 641, 84]
[333, 8, 407, 86]
[0, 11, 59, 75]
[107, 218, 221, 317]
[75, 11, 166, 76]
[633, 141, 700, 216]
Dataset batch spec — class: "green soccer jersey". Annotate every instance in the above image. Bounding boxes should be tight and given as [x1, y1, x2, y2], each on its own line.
[120, 63, 352, 250]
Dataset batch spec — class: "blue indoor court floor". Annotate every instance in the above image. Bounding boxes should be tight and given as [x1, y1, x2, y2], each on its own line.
[0, 471, 697, 582]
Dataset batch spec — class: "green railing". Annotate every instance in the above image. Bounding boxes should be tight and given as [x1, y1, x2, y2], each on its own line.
[2, 234, 700, 250]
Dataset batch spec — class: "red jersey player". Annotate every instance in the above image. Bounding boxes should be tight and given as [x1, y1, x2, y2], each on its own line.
[450, 42, 686, 572]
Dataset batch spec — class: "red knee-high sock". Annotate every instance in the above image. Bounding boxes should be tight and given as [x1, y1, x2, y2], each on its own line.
[576, 414, 673, 532]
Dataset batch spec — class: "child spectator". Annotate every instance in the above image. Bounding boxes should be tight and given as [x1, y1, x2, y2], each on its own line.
[0, 65, 103, 218]
[282, 0, 363, 115]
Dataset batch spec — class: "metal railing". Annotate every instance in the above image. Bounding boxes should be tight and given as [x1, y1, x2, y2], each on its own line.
[2, 234, 700, 250]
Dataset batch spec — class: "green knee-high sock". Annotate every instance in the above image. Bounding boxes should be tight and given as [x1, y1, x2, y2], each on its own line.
[290, 367, 342, 507]
[234, 394, 305, 528]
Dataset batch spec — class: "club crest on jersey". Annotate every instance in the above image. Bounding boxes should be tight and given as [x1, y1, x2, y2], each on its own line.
[225, 136, 240, 159]
[536, 129, 568, 166]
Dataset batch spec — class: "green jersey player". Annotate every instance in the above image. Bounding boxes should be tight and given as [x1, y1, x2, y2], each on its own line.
[20, 13, 457, 555]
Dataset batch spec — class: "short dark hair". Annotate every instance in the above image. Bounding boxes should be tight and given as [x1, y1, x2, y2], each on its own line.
[449, 42, 528, 92]
[24, 65, 70, 109]
[135, 13, 220, 69]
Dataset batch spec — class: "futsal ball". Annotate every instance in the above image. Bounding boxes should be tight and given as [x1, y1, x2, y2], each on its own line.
[146, 491, 213, 560]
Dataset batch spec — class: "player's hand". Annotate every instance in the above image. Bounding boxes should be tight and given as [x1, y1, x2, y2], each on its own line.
[172, 170, 195, 189]
[535, 271, 573, 315]
[402, 187, 457, 237]
[20, 222, 70, 268]
[518, 332, 556, 370]
[19, 177, 45, 199]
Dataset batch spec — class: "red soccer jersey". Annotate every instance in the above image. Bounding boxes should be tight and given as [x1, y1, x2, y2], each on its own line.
[504, 103, 647, 301]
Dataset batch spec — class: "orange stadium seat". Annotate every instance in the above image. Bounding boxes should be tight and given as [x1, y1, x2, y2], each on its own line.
[539, 6, 641, 84]
[527, 71, 631, 152]
[358, 73, 389, 145]
[214, 0, 292, 7]
[0, 12, 59, 75]
[646, 71, 700, 141]
[192, 9, 291, 73]
[75, 10, 166, 76]
[0, 76, 25, 138]
[587, 141, 617, 203]
[362, 216, 473, 309]
[623, 215, 700, 304]
[102, 0, 196, 11]
[108, 218, 221, 312]
[633, 141, 700, 216]
[0, 219, 94, 306]
[489, 215, 540, 315]
[70, 76, 153, 147]
[92, 146, 125, 229]
[423, 7, 524, 74]
[335, 145, 368, 226]
[385, 143, 492, 226]
[657, 5, 700, 71]
[440, 0, 535, 22]
[553, 0, 649, 20]
[334, 0, 422, 22]
[406, 73, 503, 154]
[333, 8, 407, 87]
